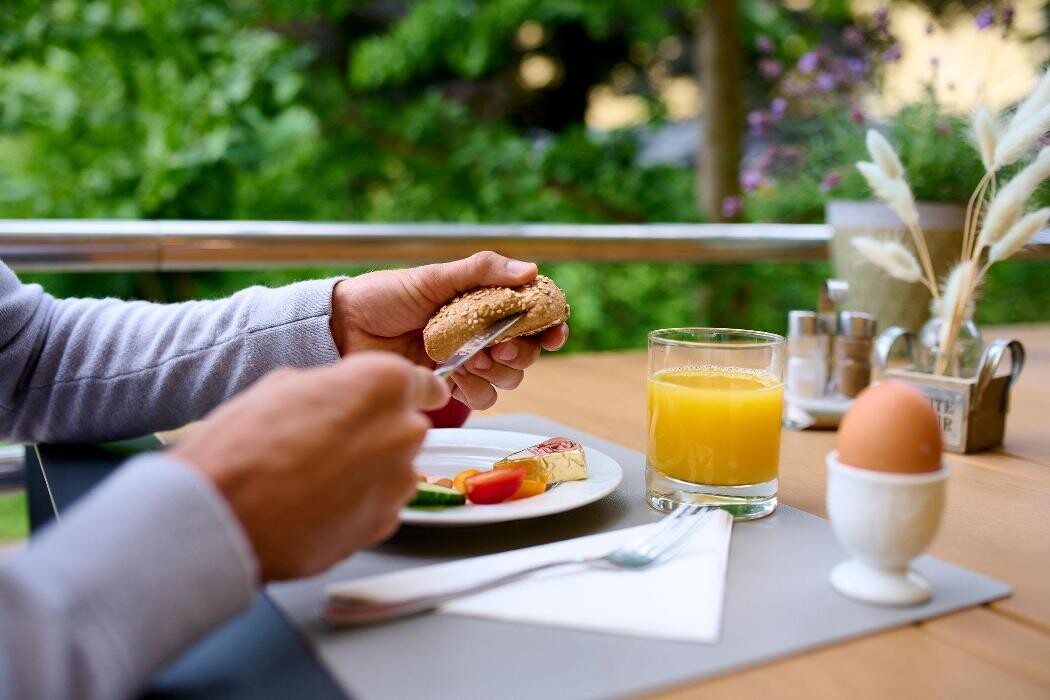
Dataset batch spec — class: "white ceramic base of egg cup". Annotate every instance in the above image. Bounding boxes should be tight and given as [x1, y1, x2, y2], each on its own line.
[826, 452, 949, 607]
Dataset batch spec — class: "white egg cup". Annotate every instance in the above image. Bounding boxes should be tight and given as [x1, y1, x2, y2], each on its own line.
[826, 451, 948, 606]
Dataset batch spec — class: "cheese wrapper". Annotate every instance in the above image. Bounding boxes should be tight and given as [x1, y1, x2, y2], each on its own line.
[494, 437, 588, 485]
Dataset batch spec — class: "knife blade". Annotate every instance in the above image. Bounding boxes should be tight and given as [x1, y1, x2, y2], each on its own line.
[433, 312, 526, 379]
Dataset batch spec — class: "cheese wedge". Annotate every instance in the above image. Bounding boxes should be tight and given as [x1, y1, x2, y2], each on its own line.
[494, 437, 587, 485]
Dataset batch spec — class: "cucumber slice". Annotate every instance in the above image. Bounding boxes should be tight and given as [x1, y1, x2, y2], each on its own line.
[407, 482, 466, 508]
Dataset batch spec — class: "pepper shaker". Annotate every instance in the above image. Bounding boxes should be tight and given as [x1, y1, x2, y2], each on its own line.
[834, 311, 878, 398]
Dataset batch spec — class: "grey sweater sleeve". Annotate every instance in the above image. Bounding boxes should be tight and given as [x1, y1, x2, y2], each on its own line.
[0, 261, 343, 443]
[0, 453, 258, 700]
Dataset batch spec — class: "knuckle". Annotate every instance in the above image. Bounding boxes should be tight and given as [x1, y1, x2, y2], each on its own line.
[470, 250, 502, 272]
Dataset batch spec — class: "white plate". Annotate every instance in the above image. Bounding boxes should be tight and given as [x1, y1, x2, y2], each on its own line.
[402, 429, 623, 527]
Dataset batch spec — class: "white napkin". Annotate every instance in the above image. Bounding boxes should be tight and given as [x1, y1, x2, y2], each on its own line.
[326, 509, 733, 643]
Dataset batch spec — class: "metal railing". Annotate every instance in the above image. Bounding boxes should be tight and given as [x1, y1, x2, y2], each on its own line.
[1, 220, 1048, 271]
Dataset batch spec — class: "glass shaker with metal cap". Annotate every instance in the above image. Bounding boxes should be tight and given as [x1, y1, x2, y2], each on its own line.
[834, 311, 878, 398]
[786, 310, 830, 399]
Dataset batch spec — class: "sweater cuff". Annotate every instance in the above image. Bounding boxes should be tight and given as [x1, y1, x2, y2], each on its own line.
[13, 454, 258, 697]
[246, 278, 346, 369]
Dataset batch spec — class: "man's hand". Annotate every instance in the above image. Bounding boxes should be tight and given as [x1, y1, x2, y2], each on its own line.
[329, 251, 569, 410]
[171, 353, 449, 581]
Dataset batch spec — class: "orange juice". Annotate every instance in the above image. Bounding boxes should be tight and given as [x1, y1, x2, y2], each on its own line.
[647, 366, 783, 486]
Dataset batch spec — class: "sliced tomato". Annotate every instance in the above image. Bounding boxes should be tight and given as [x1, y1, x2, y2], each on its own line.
[452, 469, 482, 493]
[464, 467, 526, 505]
[508, 479, 546, 501]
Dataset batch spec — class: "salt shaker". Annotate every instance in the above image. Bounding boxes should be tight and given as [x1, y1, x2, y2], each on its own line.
[834, 312, 878, 398]
[786, 310, 830, 399]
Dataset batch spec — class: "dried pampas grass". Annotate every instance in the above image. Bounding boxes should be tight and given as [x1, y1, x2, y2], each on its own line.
[988, 208, 1050, 264]
[995, 103, 1050, 169]
[976, 147, 1050, 253]
[855, 161, 919, 227]
[865, 129, 904, 180]
[973, 106, 998, 172]
[852, 80, 1050, 375]
[851, 237, 925, 285]
[936, 261, 979, 375]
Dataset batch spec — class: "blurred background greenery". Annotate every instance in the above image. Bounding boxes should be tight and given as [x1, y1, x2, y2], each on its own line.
[2, 0, 1049, 353]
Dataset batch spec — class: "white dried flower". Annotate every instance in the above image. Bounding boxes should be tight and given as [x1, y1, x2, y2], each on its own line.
[1006, 67, 1050, 136]
[977, 147, 1050, 251]
[988, 208, 1050, 263]
[856, 161, 919, 228]
[972, 106, 998, 172]
[851, 237, 923, 283]
[865, 129, 904, 180]
[938, 261, 977, 350]
[995, 102, 1050, 168]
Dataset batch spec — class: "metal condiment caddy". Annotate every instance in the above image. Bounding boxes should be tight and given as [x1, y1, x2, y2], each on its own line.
[875, 328, 1025, 454]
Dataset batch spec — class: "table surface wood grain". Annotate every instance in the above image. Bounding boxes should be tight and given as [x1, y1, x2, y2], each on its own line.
[483, 324, 1050, 699]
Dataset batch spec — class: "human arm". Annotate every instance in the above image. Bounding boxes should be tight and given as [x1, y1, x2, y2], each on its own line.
[0, 353, 447, 699]
[0, 260, 343, 443]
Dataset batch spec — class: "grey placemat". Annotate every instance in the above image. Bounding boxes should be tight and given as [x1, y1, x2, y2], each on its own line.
[268, 414, 1011, 700]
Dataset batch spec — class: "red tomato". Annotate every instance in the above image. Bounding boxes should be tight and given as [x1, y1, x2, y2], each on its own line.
[464, 467, 526, 505]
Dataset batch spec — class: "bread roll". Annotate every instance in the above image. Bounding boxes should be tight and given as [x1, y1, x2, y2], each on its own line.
[423, 275, 569, 362]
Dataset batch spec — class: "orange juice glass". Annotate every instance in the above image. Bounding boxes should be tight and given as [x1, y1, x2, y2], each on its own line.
[647, 328, 785, 520]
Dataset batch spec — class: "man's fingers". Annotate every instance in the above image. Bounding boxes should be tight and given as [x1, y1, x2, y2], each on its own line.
[489, 338, 541, 370]
[410, 365, 451, 410]
[467, 355, 525, 390]
[413, 251, 537, 303]
[450, 368, 498, 410]
[540, 323, 569, 351]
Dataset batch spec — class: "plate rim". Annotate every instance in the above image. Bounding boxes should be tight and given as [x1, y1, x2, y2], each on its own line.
[401, 428, 623, 527]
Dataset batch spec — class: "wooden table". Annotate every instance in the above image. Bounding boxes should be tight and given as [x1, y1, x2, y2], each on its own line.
[485, 324, 1050, 699]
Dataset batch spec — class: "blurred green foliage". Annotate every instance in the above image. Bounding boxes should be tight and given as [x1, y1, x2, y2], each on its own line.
[3, 0, 1049, 351]
[0, 491, 27, 542]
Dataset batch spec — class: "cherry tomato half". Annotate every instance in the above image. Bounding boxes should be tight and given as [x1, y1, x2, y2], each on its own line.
[464, 467, 526, 505]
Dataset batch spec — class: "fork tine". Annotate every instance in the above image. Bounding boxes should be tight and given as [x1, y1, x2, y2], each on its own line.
[628, 504, 701, 557]
[650, 509, 715, 562]
[636, 507, 712, 560]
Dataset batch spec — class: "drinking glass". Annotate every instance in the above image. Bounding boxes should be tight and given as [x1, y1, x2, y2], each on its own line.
[646, 328, 786, 520]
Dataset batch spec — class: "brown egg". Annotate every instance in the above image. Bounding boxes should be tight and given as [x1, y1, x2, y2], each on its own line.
[837, 381, 942, 473]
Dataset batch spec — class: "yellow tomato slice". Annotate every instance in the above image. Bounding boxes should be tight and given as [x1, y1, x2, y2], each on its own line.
[452, 469, 482, 493]
[508, 479, 546, 501]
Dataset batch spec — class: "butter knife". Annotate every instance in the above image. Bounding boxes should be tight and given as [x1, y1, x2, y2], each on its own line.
[433, 312, 526, 379]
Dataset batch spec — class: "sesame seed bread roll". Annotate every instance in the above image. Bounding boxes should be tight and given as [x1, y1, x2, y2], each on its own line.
[423, 275, 570, 362]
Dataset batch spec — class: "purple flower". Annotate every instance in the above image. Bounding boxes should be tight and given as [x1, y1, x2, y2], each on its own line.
[842, 26, 864, 48]
[798, 50, 820, 74]
[873, 7, 890, 32]
[741, 171, 764, 193]
[975, 7, 995, 30]
[930, 56, 941, 68]
[815, 72, 837, 92]
[820, 170, 842, 192]
[747, 110, 773, 135]
[850, 105, 865, 125]
[721, 196, 742, 218]
[846, 57, 867, 77]
[770, 97, 787, 117]
[759, 58, 783, 80]
[756, 35, 773, 54]
[882, 44, 902, 63]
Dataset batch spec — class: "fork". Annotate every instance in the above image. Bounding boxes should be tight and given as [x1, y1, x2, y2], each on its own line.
[323, 504, 714, 626]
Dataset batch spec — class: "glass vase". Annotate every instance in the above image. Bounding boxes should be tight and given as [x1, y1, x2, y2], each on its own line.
[915, 299, 983, 378]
